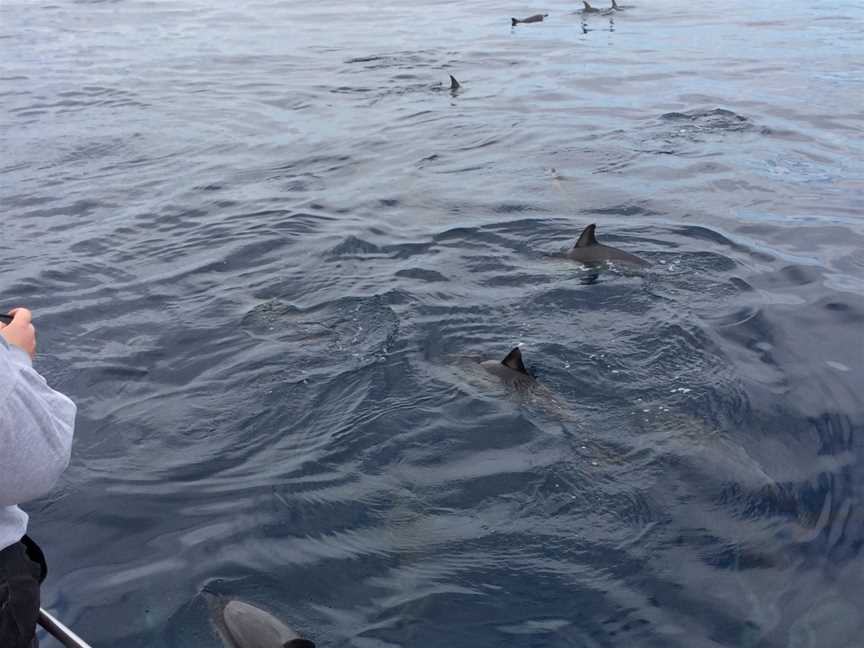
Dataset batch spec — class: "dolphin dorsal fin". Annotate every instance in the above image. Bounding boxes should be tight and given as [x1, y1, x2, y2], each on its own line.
[501, 347, 528, 374]
[449, 74, 461, 91]
[575, 224, 598, 248]
[611, 0, 619, 8]
[284, 640, 316, 648]
[583, 1, 593, 9]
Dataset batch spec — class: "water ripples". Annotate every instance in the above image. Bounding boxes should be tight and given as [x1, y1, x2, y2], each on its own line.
[2, 0, 863, 646]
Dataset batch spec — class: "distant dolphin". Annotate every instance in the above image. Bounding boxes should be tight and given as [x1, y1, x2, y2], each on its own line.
[480, 347, 536, 388]
[209, 596, 315, 648]
[511, 13, 548, 26]
[433, 75, 460, 92]
[580, 1, 614, 13]
[567, 224, 649, 267]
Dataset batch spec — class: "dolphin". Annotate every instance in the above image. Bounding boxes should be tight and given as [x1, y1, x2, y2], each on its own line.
[480, 347, 536, 388]
[567, 224, 649, 267]
[511, 14, 548, 26]
[580, 1, 614, 13]
[209, 596, 315, 648]
[433, 75, 460, 92]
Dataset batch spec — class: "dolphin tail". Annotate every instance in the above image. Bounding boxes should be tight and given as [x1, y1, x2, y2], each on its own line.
[449, 74, 461, 90]
[511, 17, 519, 26]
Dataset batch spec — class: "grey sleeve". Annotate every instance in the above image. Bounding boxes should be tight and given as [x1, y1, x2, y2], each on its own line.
[0, 338, 77, 507]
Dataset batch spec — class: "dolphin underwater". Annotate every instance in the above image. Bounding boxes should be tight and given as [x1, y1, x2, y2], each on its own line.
[480, 347, 536, 388]
[511, 13, 548, 26]
[567, 223, 649, 267]
[209, 596, 315, 648]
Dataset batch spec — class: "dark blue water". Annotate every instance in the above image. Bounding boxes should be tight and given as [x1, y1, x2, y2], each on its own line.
[2, 0, 863, 646]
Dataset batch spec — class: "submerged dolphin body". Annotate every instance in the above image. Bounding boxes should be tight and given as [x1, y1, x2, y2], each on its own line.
[511, 14, 548, 26]
[567, 224, 649, 267]
[480, 347, 536, 388]
[209, 596, 315, 648]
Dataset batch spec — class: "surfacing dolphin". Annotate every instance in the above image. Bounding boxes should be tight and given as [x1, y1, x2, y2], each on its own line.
[480, 347, 536, 388]
[581, 1, 614, 14]
[454, 346, 576, 420]
[511, 13, 548, 26]
[433, 75, 460, 93]
[209, 595, 315, 648]
[567, 224, 649, 267]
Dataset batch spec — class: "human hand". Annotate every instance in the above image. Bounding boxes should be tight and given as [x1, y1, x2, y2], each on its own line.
[0, 308, 37, 360]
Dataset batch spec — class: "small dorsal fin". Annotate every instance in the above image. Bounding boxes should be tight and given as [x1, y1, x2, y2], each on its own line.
[611, 0, 619, 8]
[575, 224, 598, 248]
[583, 1, 593, 9]
[501, 347, 528, 374]
[449, 74, 461, 91]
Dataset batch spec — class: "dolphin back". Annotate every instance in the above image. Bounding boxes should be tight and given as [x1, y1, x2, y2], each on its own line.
[208, 594, 315, 648]
[568, 223, 648, 267]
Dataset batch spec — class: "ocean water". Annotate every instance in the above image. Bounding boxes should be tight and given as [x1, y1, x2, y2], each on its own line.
[1, 0, 863, 646]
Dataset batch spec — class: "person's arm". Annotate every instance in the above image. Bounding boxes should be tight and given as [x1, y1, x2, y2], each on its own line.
[0, 309, 76, 507]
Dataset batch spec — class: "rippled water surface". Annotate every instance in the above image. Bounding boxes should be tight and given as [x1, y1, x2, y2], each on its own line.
[2, 0, 863, 646]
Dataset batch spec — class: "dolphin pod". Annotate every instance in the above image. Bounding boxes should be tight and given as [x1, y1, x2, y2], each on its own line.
[567, 223, 649, 267]
[581, 0, 620, 13]
[216, 1, 650, 641]
[209, 596, 316, 648]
